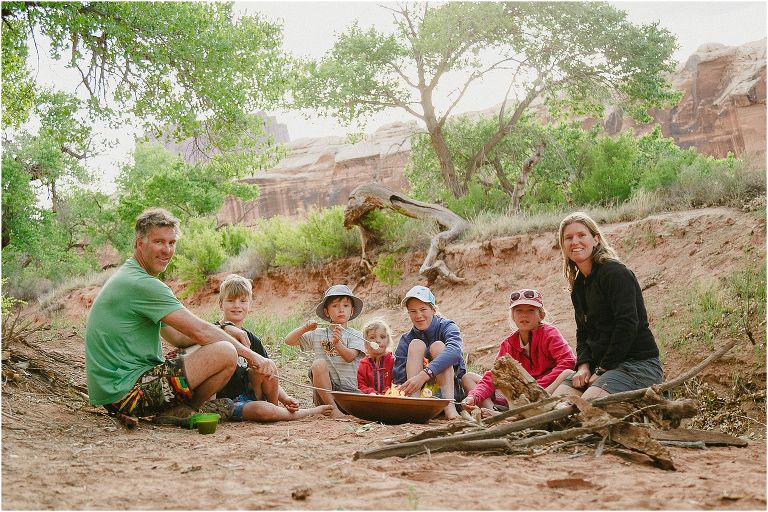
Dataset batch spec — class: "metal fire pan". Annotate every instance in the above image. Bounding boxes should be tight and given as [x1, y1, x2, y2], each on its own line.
[329, 391, 451, 424]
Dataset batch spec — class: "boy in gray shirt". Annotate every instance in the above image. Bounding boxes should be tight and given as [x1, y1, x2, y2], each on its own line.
[285, 284, 365, 418]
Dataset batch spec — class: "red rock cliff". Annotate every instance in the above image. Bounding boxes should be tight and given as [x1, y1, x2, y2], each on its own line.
[218, 40, 765, 225]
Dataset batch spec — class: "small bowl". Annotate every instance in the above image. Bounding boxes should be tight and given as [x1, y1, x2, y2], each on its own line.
[189, 413, 220, 434]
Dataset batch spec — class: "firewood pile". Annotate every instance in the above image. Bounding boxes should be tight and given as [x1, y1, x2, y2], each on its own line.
[353, 338, 749, 470]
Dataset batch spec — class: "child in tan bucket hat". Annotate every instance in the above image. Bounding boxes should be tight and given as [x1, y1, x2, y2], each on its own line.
[284, 284, 365, 418]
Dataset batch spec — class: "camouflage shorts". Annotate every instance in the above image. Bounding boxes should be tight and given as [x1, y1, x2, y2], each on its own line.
[105, 356, 192, 417]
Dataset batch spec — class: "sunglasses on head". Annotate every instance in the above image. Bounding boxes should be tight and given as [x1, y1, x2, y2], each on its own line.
[510, 289, 540, 302]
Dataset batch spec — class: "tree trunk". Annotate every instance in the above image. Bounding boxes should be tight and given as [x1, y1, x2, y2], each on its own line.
[429, 127, 466, 198]
[509, 141, 546, 213]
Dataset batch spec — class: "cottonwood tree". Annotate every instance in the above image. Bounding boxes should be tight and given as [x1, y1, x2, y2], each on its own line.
[1, 2, 289, 291]
[295, 2, 680, 199]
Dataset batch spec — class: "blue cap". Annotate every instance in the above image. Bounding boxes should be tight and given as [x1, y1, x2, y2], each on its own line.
[401, 285, 436, 307]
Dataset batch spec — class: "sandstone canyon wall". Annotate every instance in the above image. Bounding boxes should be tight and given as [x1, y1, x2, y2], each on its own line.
[213, 40, 765, 226]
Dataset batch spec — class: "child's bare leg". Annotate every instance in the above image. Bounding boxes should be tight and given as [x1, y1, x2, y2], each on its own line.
[544, 369, 575, 395]
[248, 368, 279, 405]
[405, 339, 427, 397]
[429, 342, 459, 420]
[552, 383, 583, 397]
[310, 359, 346, 418]
[240, 401, 332, 422]
[581, 385, 610, 400]
[461, 372, 482, 393]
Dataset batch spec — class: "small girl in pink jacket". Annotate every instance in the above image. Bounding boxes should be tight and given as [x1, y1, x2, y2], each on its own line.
[462, 288, 575, 413]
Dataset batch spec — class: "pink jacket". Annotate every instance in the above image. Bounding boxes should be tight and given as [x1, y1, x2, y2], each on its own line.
[468, 323, 575, 404]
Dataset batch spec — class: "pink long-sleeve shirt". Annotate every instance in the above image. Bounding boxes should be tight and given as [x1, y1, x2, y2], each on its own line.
[468, 323, 575, 404]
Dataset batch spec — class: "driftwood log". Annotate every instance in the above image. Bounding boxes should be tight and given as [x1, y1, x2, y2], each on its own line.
[353, 336, 749, 470]
[492, 354, 549, 403]
[343, 183, 469, 284]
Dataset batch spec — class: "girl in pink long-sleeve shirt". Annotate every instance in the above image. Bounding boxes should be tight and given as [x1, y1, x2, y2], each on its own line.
[462, 289, 575, 413]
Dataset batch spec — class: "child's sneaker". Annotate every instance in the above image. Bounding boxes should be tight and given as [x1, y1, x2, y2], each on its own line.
[200, 398, 235, 421]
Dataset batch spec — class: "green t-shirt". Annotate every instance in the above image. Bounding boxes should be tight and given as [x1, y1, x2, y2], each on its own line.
[85, 258, 184, 405]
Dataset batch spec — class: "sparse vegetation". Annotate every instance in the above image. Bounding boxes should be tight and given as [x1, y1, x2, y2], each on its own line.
[372, 254, 403, 303]
[665, 259, 766, 353]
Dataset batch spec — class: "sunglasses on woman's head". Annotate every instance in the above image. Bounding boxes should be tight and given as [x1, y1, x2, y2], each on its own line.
[510, 289, 540, 302]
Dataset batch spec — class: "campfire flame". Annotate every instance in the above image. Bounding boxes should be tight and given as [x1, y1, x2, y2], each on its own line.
[383, 384, 407, 397]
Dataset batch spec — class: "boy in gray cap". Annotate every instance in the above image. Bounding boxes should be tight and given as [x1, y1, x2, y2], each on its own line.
[284, 284, 365, 418]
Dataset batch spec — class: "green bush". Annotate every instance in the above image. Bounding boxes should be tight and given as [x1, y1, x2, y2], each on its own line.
[220, 224, 253, 256]
[445, 182, 510, 218]
[572, 133, 640, 205]
[172, 218, 227, 296]
[242, 206, 360, 270]
[372, 253, 403, 290]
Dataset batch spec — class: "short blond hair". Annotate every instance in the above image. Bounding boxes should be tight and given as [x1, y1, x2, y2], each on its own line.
[219, 274, 253, 305]
[362, 318, 393, 349]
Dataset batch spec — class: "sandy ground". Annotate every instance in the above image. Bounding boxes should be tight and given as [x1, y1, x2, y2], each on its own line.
[2, 206, 766, 510]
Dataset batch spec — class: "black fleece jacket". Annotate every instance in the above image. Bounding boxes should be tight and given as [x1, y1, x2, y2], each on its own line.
[571, 259, 659, 371]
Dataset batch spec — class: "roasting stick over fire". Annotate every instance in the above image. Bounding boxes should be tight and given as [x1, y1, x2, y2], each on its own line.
[316, 322, 379, 348]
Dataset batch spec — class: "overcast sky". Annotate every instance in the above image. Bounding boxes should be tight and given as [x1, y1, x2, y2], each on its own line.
[26, 1, 768, 193]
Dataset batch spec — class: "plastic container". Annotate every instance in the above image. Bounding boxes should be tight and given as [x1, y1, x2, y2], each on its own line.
[188, 413, 220, 434]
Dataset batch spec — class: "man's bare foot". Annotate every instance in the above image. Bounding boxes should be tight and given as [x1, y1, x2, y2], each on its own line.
[293, 405, 333, 419]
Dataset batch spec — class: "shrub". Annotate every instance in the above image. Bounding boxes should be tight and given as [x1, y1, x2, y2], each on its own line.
[172, 218, 227, 296]
[237, 206, 360, 270]
[372, 254, 403, 298]
[572, 133, 640, 205]
[220, 224, 253, 256]
[445, 182, 510, 218]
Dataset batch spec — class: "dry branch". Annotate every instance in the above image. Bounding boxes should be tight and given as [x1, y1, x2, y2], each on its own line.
[343, 183, 469, 283]
[354, 330, 748, 467]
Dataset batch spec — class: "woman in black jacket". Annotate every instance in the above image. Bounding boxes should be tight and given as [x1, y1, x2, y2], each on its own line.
[553, 212, 663, 400]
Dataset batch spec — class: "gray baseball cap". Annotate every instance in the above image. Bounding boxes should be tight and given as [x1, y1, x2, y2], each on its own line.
[315, 284, 364, 322]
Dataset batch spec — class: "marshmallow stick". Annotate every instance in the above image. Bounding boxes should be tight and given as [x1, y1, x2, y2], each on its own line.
[316, 321, 374, 347]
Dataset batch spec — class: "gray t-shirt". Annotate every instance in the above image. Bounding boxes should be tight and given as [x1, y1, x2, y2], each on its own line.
[299, 326, 365, 391]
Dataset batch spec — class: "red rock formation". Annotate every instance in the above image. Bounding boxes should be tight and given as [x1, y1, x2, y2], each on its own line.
[216, 40, 764, 224]
[219, 122, 414, 224]
[643, 39, 766, 158]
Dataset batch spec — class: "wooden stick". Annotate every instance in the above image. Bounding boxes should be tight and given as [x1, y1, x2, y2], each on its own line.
[354, 404, 577, 459]
[592, 337, 741, 407]
[357, 336, 744, 460]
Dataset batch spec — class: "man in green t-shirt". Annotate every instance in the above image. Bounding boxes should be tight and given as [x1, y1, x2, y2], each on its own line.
[85, 208, 275, 421]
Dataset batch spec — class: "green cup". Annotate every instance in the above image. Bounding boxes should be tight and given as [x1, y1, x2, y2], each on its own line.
[188, 413, 220, 434]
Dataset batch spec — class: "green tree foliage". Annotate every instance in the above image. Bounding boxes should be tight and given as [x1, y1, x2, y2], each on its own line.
[115, 143, 260, 233]
[296, 2, 680, 198]
[1, 18, 36, 128]
[2, 2, 291, 150]
[406, 115, 598, 214]
[1, 2, 292, 297]
[572, 132, 640, 205]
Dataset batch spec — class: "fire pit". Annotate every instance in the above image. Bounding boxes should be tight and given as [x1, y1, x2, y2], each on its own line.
[330, 391, 451, 424]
